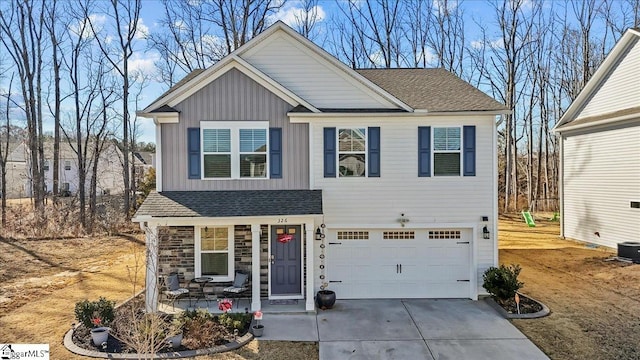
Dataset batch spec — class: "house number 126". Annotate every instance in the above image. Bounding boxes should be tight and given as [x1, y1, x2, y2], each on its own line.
[277, 218, 288, 223]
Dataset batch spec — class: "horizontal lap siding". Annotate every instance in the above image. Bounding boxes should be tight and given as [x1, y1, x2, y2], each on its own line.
[242, 35, 396, 109]
[311, 116, 496, 293]
[563, 124, 640, 248]
[576, 38, 640, 119]
[162, 68, 309, 191]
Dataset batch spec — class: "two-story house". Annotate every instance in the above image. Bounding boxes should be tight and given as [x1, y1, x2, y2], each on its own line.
[8, 140, 131, 197]
[135, 21, 508, 312]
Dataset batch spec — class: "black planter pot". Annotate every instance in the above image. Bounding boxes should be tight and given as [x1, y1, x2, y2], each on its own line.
[316, 290, 336, 309]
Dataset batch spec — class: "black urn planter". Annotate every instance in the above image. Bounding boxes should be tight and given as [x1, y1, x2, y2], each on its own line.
[316, 290, 336, 309]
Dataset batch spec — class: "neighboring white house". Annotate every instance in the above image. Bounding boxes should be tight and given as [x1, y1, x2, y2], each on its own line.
[7, 140, 132, 197]
[553, 28, 640, 249]
[135, 21, 509, 312]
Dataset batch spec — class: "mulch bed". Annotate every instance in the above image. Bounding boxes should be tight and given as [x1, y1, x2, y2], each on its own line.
[496, 294, 543, 314]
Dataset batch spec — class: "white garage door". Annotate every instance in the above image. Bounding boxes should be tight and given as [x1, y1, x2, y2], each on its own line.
[326, 229, 472, 299]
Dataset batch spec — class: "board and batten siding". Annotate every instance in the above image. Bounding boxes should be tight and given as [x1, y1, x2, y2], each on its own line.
[562, 122, 640, 248]
[575, 38, 640, 119]
[311, 115, 497, 292]
[162, 68, 309, 191]
[241, 34, 398, 109]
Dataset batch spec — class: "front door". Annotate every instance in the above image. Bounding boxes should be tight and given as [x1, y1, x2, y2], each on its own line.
[270, 225, 302, 296]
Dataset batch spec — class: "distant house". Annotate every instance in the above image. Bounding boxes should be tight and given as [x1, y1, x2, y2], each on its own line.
[553, 28, 640, 248]
[134, 21, 509, 312]
[5, 140, 135, 198]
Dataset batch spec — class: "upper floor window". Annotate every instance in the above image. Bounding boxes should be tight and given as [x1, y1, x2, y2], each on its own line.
[433, 127, 461, 176]
[64, 160, 71, 171]
[43, 160, 50, 171]
[338, 128, 366, 177]
[201, 122, 268, 179]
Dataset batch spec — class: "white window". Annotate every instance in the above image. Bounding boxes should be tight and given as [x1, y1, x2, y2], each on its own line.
[64, 160, 71, 171]
[428, 230, 461, 239]
[433, 127, 461, 176]
[383, 231, 415, 240]
[201, 121, 268, 179]
[43, 160, 50, 171]
[338, 128, 366, 177]
[195, 226, 234, 281]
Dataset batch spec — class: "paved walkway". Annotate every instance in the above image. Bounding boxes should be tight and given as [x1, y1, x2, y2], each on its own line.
[257, 299, 549, 360]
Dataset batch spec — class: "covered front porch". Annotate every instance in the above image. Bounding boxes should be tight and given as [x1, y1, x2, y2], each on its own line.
[133, 190, 323, 314]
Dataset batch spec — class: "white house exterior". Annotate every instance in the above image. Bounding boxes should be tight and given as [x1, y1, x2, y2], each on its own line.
[7, 141, 130, 198]
[553, 28, 640, 249]
[135, 21, 508, 312]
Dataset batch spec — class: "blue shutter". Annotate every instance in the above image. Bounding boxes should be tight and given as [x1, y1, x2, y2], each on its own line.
[324, 127, 336, 178]
[418, 126, 431, 177]
[187, 128, 201, 179]
[269, 128, 282, 179]
[463, 126, 476, 176]
[368, 127, 380, 177]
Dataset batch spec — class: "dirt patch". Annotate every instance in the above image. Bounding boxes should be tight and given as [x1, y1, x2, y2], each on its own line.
[0, 234, 318, 360]
[500, 214, 640, 360]
[497, 294, 543, 315]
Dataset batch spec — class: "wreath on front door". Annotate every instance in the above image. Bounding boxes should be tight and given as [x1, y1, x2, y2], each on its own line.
[277, 234, 294, 243]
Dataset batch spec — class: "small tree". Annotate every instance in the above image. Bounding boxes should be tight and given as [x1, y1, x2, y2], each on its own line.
[482, 264, 524, 304]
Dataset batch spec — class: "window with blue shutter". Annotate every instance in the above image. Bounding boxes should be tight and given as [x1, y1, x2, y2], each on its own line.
[269, 128, 282, 179]
[324, 127, 336, 177]
[418, 126, 431, 177]
[188, 127, 201, 179]
[463, 126, 476, 176]
[368, 127, 380, 177]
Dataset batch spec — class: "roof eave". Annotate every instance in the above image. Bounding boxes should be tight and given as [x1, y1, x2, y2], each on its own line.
[554, 29, 640, 130]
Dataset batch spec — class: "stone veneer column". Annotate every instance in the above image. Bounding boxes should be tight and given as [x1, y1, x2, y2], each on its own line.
[145, 225, 159, 313]
[251, 223, 261, 311]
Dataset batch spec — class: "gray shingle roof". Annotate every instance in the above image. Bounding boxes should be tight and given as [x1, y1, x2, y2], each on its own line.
[357, 68, 508, 112]
[135, 190, 323, 218]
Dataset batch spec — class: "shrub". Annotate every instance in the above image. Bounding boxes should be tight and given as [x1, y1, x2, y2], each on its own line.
[482, 264, 524, 303]
[217, 312, 252, 332]
[74, 297, 116, 328]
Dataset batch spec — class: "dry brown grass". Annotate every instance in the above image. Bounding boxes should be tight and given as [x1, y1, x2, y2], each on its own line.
[499, 214, 640, 360]
[0, 233, 318, 359]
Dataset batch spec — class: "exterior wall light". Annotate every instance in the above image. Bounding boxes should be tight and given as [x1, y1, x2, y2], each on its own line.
[483, 225, 490, 239]
[315, 227, 323, 241]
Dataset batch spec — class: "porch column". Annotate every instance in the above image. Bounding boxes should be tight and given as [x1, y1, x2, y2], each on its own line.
[144, 224, 159, 313]
[251, 223, 261, 311]
[305, 222, 315, 311]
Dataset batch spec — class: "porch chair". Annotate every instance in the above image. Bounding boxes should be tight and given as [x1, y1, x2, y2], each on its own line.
[160, 273, 190, 310]
[223, 271, 249, 308]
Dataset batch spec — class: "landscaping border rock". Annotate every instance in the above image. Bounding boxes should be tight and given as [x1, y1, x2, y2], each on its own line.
[63, 325, 254, 359]
[485, 293, 550, 319]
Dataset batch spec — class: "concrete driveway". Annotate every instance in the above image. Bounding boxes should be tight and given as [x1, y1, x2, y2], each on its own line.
[259, 299, 549, 360]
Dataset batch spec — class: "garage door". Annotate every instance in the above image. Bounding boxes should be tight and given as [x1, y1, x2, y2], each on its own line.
[326, 229, 471, 299]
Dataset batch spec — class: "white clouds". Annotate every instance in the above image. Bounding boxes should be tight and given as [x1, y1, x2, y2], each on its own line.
[69, 14, 106, 39]
[471, 38, 504, 50]
[269, 2, 326, 28]
[134, 18, 149, 40]
[129, 51, 160, 81]
[433, 0, 460, 15]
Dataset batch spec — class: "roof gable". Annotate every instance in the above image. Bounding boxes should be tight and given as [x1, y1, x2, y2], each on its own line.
[555, 29, 640, 131]
[237, 23, 410, 110]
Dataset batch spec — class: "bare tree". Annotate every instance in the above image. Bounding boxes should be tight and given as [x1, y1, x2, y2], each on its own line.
[0, 0, 47, 218]
[84, 0, 142, 218]
[336, 0, 405, 68]
[0, 73, 13, 227]
[291, 0, 323, 40]
[403, 0, 432, 68]
[427, 0, 466, 76]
